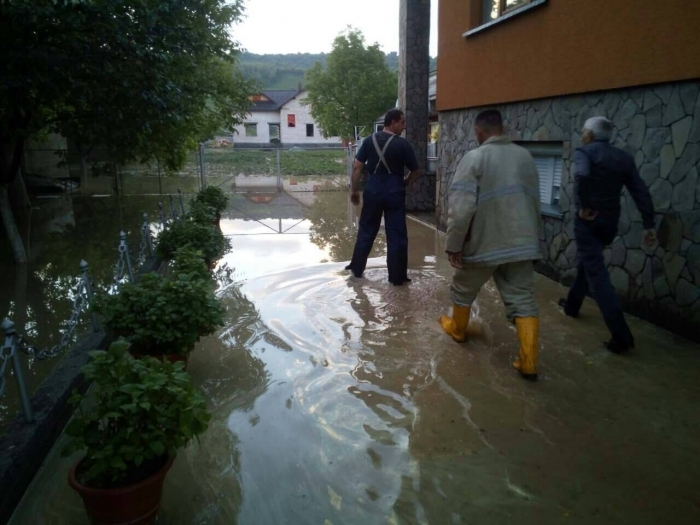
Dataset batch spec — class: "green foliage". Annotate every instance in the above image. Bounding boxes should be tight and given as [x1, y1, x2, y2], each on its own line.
[202, 148, 346, 176]
[236, 51, 436, 89]
[171, 247, 210, 281]
[193, 186, 229, 215]
[156, 219, 231, 263]
[0, 0, 256, 184]
[95, 273, 224, 355]
[61, 341, 210, 487]
[187, 199, 218, 225]
[304, 29, 398, 140]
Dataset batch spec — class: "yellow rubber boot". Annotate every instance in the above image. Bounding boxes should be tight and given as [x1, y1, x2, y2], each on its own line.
[439, 305, 470, 343]
[513, 317, 539, 381]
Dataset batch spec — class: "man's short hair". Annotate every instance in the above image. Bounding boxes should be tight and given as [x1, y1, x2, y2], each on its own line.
[384, 109, 404, 127]
[475, 109, 503, 132]
[583, 116, 614, 142]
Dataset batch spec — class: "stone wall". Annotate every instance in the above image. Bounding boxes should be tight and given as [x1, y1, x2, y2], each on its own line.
[437, 80, 700, 342]
[399, 0, 435, 211]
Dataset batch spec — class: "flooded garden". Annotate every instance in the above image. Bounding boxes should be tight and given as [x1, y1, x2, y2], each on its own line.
[5, 179, 700, 524]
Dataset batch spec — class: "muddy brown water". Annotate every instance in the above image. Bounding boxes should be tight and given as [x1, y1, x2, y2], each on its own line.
[9, 190, 700, 524]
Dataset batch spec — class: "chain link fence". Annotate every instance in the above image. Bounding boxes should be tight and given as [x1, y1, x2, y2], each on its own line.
[23, 141, 353, 197]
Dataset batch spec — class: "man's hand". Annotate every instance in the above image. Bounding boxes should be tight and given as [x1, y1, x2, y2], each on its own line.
[578, 208, 598, 221]
[643, 229, 657, 247]
[447, 252, 463, 269]
[350, 191, 360, 205]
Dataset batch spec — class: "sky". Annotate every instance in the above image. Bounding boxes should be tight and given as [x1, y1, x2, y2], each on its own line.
[234, 0, 439, 57]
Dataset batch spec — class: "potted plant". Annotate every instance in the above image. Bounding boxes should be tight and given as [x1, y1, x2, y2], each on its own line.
[156, 219, 231, 265]
[192, 186, 228, 225]
[171, 246, 210, 281]
[95, 272, 224, 362]
[187, 199, 218, 226]
[63, 341, 210, 525]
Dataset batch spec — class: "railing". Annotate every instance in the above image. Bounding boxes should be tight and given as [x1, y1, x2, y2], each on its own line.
[0, 189, 189, 423]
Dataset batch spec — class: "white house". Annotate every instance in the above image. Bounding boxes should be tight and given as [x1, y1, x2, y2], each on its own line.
[233, 85, 341, 147]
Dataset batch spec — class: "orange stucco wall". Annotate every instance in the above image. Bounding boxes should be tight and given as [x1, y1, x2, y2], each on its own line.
[437, 0, 700, 112]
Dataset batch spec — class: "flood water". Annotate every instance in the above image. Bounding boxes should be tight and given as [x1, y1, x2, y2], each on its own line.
[9, 188, 700, 524]
[0, 194, 173, 433]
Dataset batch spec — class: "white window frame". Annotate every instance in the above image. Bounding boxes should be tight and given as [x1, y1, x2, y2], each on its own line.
[244, 123, 258, 138]
[519, 142, 563, 217]
[465, 0, 547, 38]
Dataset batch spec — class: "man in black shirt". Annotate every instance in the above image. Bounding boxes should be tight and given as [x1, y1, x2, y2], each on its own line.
[345, 109, 421, 285]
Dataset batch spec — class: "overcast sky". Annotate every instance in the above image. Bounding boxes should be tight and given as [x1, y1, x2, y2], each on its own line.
[234, 0, 439, 56]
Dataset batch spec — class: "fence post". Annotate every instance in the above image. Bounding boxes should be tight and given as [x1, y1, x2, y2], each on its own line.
[276, 149, 281, 191]
[158, 201, 166, 230]
[169, 194, 176, 220]
[119, 231, 135, 283]
[80, 260, 100, 333]
[143, 213, 154, 257]
[1, 319, 34, 423]
[199, 143, 207, 189]
[178, 188, 186, 216]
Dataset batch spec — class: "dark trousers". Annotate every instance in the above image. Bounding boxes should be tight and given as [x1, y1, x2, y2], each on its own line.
[347, 187, 408, 284]
[565, 216, 633, 344]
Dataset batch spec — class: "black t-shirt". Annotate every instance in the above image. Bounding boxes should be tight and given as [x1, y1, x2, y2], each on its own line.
[356, 131, 419, 177]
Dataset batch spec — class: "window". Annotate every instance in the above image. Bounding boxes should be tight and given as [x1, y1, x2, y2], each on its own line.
[287, 114, 296, 128]
[374, 123, 384, 133]
[269, 123, 280, 141]
[244, 123, 257, 137]
[306, 124, 314, 137]
[483, 0, 532, 23]
[519, 142, 563, 217]
[467, 0, 547, 36]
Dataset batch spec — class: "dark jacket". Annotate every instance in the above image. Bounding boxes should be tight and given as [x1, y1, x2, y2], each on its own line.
[574, 140, 655, 229]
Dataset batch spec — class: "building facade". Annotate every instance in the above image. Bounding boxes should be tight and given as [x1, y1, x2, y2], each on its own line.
[436, 0, 700, 341]
[232, 87, 341, 148]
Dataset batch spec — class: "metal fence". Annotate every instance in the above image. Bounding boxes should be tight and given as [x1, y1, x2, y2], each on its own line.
[0, 198, 184, 423]
[23, 143, 353, 197]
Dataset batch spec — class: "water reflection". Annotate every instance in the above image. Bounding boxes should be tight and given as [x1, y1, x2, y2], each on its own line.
[305, 190, 386, 263]
[9, 189, 700, 525]
[0, 195, 168, 432]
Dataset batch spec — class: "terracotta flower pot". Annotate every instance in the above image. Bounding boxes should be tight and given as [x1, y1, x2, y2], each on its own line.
[69, 456, 174, 525]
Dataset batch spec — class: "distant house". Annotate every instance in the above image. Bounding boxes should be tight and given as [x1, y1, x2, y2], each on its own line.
[232, 84, 341, 147]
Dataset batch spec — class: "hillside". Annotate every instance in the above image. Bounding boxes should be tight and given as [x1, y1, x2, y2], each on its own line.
[237, 52, 436, 90]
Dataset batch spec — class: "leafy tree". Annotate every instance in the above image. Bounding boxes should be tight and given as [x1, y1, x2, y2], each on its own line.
[236, 51, 436, 90]
[304, 29, 397, 140]
[0, 0, 255, 261]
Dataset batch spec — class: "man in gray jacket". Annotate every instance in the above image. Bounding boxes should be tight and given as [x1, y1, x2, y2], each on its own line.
[440, 109, 542, 381]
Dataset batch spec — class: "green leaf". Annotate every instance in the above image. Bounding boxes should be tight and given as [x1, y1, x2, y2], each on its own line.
[149, 441, 166, 456]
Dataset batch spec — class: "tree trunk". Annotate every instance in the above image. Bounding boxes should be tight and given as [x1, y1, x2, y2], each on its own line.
[0, 185, 28, 263]
[9, 170, 31, 209]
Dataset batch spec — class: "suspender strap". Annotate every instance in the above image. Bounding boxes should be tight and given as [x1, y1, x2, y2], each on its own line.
[372, 133, 396, 174]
